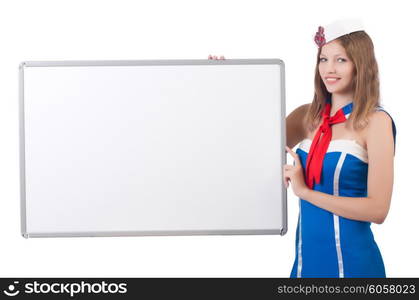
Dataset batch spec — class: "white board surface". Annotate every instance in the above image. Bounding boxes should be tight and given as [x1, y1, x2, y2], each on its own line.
[19, 59, 287, 238]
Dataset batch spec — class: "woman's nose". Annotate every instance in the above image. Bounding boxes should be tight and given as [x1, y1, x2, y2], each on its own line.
[325, 61, 337, 73]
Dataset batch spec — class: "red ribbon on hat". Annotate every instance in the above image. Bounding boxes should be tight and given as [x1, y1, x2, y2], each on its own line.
[314, 26, 326, 48]
[305, 102, 347, 189]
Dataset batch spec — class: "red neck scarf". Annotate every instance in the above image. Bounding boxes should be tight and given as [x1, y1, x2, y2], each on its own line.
[305, 101, 352, 189]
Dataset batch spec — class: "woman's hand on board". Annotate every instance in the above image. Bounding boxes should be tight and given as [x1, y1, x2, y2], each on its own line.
[208, 54, 225, 60]
[283, 146, 310, 199]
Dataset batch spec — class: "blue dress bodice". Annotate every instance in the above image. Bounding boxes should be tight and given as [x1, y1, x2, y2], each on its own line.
[290, 106, 396, 278]
[290, 139, 385, 278]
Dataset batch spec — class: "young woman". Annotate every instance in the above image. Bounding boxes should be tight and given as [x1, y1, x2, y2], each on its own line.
[209, 18, 396, 277]
[284, 19, 396, 278]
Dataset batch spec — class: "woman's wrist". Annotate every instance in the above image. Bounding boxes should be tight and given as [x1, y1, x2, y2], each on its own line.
[298, 187, 311, 200]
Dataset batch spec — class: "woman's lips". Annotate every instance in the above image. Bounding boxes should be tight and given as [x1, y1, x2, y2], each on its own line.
[325, 78, 341, 85]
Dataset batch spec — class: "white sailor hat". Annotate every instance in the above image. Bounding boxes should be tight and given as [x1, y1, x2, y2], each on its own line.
[314, 18, 365, 47]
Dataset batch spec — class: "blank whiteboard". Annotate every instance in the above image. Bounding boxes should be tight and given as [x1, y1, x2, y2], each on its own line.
[19, 59, 287, 238]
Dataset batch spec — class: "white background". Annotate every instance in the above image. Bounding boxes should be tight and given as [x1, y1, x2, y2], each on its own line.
[0, 0, 417, 277]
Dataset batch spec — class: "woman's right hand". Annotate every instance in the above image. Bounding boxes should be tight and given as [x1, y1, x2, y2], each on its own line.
[208, 54, 226, 60]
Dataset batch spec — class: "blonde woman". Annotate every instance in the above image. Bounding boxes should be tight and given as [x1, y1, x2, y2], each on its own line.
[284, 19, 396, 278]
[209, 18, 396, 278]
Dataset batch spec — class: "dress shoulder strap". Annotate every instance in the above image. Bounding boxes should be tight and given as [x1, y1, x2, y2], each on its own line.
[375, 106, 397, 155]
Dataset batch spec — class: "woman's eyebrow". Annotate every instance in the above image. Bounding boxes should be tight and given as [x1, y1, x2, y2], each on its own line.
[320, 53, 344, 57]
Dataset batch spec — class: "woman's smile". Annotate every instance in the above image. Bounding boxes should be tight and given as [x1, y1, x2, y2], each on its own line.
[325, 77, 341, 84]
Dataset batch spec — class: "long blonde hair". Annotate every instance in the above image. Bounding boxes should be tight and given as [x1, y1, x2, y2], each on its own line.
[305, 31, 380, 132]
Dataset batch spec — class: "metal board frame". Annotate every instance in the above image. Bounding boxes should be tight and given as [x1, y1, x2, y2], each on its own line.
[19, 58, 287, 238]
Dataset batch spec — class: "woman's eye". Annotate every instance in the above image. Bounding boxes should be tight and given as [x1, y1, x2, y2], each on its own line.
[320, 57, 346, 62]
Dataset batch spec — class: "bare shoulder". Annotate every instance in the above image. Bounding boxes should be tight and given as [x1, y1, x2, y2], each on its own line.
[299, 103, 311, 136]
[365, 110, 394, 152]
[299, 103, 311, 113]
[287, 103, 311, 121]
[286, 103, 311, 148]
[370, 109, 392, 121]
[366, 110, 393, 135]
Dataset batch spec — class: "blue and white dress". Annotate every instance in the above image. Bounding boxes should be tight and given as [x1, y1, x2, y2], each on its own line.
[290, 103, 396, 278]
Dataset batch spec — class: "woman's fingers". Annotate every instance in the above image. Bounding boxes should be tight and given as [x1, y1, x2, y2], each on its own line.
[208, 54, 225, 60]
[285, 146, 301, 166]
[283, 165, 291, 188]
[284, 164, 293, 171]
[283, 175, 289, 188]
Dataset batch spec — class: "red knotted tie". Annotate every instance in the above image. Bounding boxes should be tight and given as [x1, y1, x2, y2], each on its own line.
[305, 102, 348, 189]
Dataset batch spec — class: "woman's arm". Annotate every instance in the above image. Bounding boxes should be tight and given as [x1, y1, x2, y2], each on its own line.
[286, 103, 310, 148]
[299, 111, 395, 224]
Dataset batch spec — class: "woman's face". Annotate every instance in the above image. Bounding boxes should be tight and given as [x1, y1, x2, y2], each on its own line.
[318, 40, 355, 95]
